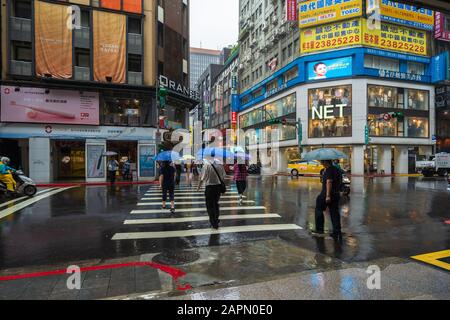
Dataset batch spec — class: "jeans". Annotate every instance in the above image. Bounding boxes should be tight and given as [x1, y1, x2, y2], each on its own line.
[205, 185, 222, 227]
[236, 180, 247, 195]
[315, 194, 341, 234]
[108, 170, 116, 184]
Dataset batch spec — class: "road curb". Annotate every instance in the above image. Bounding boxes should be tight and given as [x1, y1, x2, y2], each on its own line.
[36, 181, 159, 187]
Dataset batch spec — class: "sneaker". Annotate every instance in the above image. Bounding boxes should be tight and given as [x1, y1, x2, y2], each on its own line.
[170, 208, 175, 213]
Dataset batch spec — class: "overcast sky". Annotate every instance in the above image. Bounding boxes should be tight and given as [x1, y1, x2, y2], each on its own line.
[190, 0, 239, 50]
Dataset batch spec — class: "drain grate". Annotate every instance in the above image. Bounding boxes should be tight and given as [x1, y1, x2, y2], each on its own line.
[152, 250, 200, 266]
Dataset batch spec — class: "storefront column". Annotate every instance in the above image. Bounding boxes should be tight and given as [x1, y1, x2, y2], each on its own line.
[352, 145, 365, 175]
[378, 146, 392, 175]
[394, 146, 409, 174]
[29, 137, 51, 183]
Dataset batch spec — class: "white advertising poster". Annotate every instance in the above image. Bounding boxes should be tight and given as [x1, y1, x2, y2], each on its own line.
[87, 144, 105, 179]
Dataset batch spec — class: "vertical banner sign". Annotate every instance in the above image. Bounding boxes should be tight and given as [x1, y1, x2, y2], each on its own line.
[139, 145, 156, 178]
[87, 145, 105, 179]
[35, 1, 73, 79]
[286, 0, 298, 22]
[435, 12, 450, 41]
[93, 11, 126, 83]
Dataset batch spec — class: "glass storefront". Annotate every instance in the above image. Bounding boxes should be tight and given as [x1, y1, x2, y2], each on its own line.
[368, 85, 429, 111]
[308, 85, 352, 138]
[101, 92, 153, 127]
[54, 140, 86, 180]
[368, 85, 430, 138]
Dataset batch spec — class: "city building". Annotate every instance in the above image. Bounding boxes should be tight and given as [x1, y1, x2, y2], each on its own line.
[0, 0, 196, 183]
[238, 0, 300, 93]
[189, 47, 221, 90]
[237, 0, 441, 175]
[434, 11, 450, 153]
[196, 64, 224, 129]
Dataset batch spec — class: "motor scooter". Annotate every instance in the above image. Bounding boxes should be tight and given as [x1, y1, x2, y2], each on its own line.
[0, 170, 37, 197]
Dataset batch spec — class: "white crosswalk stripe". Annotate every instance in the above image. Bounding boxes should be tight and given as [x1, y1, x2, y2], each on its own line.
[131, 206, 266, 214]
[124, 214, 281, 225]
[137, 200, 255, 206]
[112, 224, 302, 240]
[141, 195, 246, 201]
[111, 185, 303, 241]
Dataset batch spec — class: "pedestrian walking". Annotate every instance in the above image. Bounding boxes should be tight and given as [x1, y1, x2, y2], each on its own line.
[233, 162, 248, 204]
[197, 158, 226, 229]
[313, 159, 343, 240]
[107, 157, 119, 184]
[186, 160, 193, 187]
[159, 161, 176, 213]
[122, 159, 131, 181]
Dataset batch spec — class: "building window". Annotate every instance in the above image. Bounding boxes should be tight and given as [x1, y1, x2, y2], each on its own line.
[266, 79, 277, 92]
[368, 85, 399, 108]
[75, 48, 90, 67]
[81, 10, 90, 28]
[13, 0, 31, 19]
[407, 117, 429, 138]
[128, 54, 142, 72]
[407, 89, 429, 110]
[12, 41, 32, 61]
[284, 66, 298, 83]
[308, 86, 352, 138]
[364, 55, 399, 72]
[102, 96, 143, 127]
[128, 17, 141, 34]
[253, 87, 263, 98]
[407, 62, 425, 75]
[265, 93, 296, 119]
[368, 115, 402, 137]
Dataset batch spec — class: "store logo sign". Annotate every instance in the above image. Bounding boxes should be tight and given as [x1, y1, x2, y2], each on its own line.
[312, 104, 347, 120]
[158, 75, 199, 100]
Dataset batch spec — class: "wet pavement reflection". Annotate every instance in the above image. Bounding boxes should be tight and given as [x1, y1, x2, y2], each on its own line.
[0, 176, 448, 277]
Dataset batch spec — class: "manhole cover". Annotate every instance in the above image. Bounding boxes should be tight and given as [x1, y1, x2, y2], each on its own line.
[152, 250, 200, 265]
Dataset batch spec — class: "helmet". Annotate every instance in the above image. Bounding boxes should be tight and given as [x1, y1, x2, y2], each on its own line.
[1, 157, 10, 164]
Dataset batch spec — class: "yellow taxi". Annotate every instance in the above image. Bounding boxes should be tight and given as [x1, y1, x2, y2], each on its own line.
[287, 159, 324, 176]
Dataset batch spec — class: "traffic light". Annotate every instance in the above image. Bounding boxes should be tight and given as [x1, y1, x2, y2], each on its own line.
[157, 87, 167, 108]
[391, 112, 404, 121]
[267, 118, 282, 125]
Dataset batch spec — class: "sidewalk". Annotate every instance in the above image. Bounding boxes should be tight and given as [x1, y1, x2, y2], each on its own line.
[147, 259, 449, 300]
[36, 180, 158, 188]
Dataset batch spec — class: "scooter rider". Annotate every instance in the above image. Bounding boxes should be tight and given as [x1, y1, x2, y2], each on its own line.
[0, 157, 17, 194]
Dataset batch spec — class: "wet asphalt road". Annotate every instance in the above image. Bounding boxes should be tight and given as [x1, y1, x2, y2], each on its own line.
[0, 176, 449, 271]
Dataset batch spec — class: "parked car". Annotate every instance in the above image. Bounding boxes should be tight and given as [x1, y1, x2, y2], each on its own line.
[288, 159, 324, 177]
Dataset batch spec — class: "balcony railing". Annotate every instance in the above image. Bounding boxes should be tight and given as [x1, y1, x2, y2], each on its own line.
[74, 27, 90, 48]
[10, 17, 32, 42]
[74, 66, 90, 81]
[10, 60, 32, 76]
[128, 33, 142, 55]
[128, 71, 142, 85]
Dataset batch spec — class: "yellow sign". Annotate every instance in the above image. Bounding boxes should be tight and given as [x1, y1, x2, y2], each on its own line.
[411, 249, 450, 271]
[301, 19, 362, 53]
[366, 0, 434, 31]
[363, 20, 428, 56]
[300, 18, 428, 56]
[299, 0, 363, 28]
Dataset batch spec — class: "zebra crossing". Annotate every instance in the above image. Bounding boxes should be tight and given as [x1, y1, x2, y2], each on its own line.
[111, 183, 302, 241]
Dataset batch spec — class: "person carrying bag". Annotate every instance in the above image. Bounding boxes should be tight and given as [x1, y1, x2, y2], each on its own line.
[197, 159, 226, 229]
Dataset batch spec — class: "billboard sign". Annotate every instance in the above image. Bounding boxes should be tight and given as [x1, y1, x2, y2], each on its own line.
[1, 86, 99, 125]
[435, 12, 450, 41]
[286, 0, 298, 22]
[299, 0, 363, 28]
[301, 18, 428, 56]
[307, 57, 353, 80]
[366, 0, 434, 31]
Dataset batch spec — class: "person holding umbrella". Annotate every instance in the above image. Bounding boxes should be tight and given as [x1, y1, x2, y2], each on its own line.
[107, 156, 119, 184]
[303, 148, 346, 241]
[159, 160, 176, 213]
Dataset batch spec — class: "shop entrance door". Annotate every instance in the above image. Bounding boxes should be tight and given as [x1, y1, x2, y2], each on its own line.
[106, 141, 138, 181]
[54, 140, 86, 180]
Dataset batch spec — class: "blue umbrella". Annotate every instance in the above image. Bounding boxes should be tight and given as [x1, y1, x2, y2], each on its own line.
[302, 148, 348, 161]
[154, 151, 181, 161]
[234, 152, 251, 160]
[196, 147, 234, 160]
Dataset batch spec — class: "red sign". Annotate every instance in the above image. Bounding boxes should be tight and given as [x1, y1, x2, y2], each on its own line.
[286, 0, 298, 22]
[435, 12, 450, 42]
[231, 112, 237, 124]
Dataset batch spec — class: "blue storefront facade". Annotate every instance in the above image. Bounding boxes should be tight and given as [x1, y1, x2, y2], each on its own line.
[236, 47, 443, 174]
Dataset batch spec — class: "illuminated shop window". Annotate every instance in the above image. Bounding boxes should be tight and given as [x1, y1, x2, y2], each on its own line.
[407, 89, 429, 110]
[368, 86, 398, 108]
[407, 117, 429, 138]
[308, 86, 352, 138]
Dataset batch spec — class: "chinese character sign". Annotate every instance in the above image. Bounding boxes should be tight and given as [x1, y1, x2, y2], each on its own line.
[301, 19, 362, 53]
[299, 0, 363, 28]
[367, 0, 434, 31]
[363, 21, 428, 56]
[286, 0, 298, 21]
[435, 12, 450, 42]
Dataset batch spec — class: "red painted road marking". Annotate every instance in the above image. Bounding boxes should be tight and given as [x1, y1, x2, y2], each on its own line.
[0, 262, 192, 291]
[445, 220, 450, 225]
